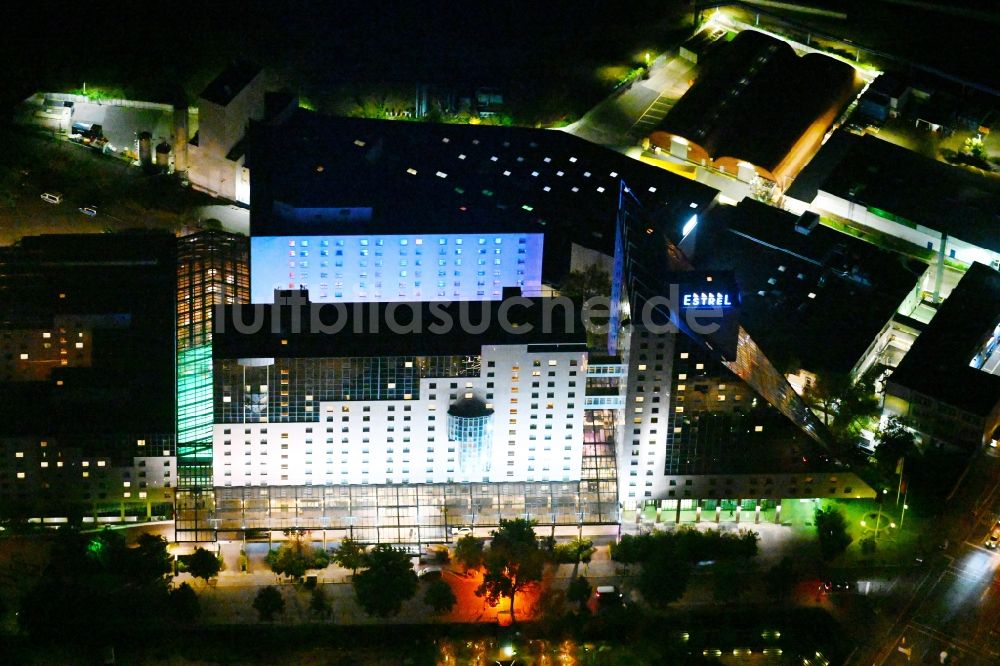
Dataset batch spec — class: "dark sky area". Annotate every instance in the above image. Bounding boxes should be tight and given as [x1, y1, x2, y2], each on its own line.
[0, 1, 996, 114]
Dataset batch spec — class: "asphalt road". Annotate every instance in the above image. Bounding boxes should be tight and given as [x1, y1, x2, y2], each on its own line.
[562, 44, 699, 148]
[850, 450, 1000, 665]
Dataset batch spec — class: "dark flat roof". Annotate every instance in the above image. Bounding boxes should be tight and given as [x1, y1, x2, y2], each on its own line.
[213, 294, 587, 359]
[693, 199, 924, 375]
[200, 60, 262, 107]
[652, 30, 857, 174]
[888, 262, 1000, 416]
[247, 109, 718, 279]
[788, 131, 1000, 253]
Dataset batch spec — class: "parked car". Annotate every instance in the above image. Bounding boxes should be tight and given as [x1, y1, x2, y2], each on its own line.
[596, 585, 624, 609]
[417, 566, 443, 581]
[41, 192, 63, 204]
[451, 526, 473, 536]
[79, 206, 98, 217]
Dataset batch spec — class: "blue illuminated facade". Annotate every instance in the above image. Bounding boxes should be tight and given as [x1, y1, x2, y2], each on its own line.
[250, 232, 544, 304]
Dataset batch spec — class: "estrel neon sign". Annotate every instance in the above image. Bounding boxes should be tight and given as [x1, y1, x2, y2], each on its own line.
[682, 292, 734, 308]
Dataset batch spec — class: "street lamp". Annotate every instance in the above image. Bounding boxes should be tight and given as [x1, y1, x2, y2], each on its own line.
[874, 488, 888, 540]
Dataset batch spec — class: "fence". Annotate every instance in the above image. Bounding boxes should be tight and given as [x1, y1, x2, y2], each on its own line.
[29, 92, 178, 113]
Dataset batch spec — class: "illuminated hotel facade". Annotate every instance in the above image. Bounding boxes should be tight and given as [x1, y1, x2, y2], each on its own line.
[197, 294, 620, 542]
[175, 230, 249, 541]
[250, 232, 544, 304]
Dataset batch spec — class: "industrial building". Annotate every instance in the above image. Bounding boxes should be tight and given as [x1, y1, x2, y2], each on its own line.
[686, 199, 928, 386]
[884, 263, 1000, 450]
[186, 60, 294, 204]
[787, 130, 1000, 270]
[648, 30, 860, 188]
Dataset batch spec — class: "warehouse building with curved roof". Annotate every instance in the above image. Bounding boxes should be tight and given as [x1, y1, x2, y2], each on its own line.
[649, 30, 860, 187]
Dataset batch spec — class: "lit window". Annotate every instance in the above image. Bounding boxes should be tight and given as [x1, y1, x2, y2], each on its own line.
[19, 353, 28, 360]
[679, 353, 689, 359]
[754, 425, 764, 432]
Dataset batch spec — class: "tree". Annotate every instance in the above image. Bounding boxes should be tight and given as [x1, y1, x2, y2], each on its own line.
[553, 538, 596, 578]
[712, 562, 752, 604]
[454, 534, 485, 572]
[874, 417, 918, 480]
[131, 533, 172, 582]
[332, 538, 367, 576]
[352, 544, 418, 618]
[609, 534, 649, 568]
[804, 371, 880, 443]
[566, 575, 592, 612]
[475, 518, 545, 621]
[763, 557, 796, 602]
[265, 538, 330, 579]
[168, 582, 200, 623]
[814, 506, 853, 560]
[637, 549, 690, 608]
[309, 586, 331, 618]
[186, 547, 222, 582]
[252, 586, 285, 622]
[424, 578, 457, 614]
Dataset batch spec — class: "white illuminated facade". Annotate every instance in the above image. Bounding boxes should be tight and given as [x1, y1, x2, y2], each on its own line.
[212, 342, 586, 487]
[250, 233, 544, 304]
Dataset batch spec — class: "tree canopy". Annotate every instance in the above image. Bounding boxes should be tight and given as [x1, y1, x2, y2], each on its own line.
[610, 527, 759, 565]
[19, 528, 176, 639]
[763, 557, 797, 602]
[637, 547, 690, 608]
[264, 538, 330, 579]
[332, 537, 368, 575]
[566, 575, 592, 611]
[352, 544, 418, 618]
[815, 505, 853, 560]
[873, 417, 919, 480]
[475, 518, 545, 621]
[252, 586, 285, 621]
[186, 547, 222, 581]
[804, 371, 880, 443]
[424, 578, 457, 614]
[454, 534, 485, 572]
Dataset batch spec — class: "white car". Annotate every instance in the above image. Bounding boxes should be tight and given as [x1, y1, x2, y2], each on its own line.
[41, 192, 63, 204]
[451, 526, 473, 536]
[79, 206, 98, 217]
[416, 566, 442, 580]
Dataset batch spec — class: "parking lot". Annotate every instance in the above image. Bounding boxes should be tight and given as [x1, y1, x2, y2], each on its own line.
[0, 129, 216, 245]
